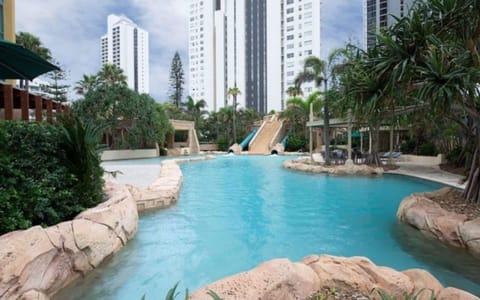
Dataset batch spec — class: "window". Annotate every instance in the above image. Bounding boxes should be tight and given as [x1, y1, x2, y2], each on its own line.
[304, 49, 312, 55]
[286, 25, 294, 32]
[287, 8, 294, 14]
[304, 30, 312, 36]
[287, 16, 294, 22]
[304, 12, 312, 19]
[286, 43, 294, 49]
[304, 2, 312, 9]
[287, 0, 294, 4]
[287, 53, 294, 58]
[286, 34, 294, 40]
[287, 71, 294, 76]
[304, 40, 312, 46]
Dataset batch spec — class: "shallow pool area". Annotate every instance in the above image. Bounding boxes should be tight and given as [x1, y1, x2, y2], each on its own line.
[60, 155, 480, 299]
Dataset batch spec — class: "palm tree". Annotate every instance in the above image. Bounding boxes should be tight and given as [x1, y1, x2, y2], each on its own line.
[285, 91, 322, 138]
[98, 64, 127, 86]
[182, 96, 208, 130]
[227, 85, 241, 144]
[286, 86, 303, 98]
[295, 56, 331, 162]
[74, 74, 99, 95]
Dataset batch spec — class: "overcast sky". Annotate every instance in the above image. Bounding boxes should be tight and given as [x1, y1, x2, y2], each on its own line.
[16, 0, 363, 102]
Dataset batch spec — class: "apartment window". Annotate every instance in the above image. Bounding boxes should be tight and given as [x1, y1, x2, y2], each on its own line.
[287, 0, 294, 4]
[287, 62, 294, 68]
[286, 25, 294, 32]
[286, 34, 294, 40]
[304, 12, 312, 19]
[304, 40, 312, 46]
[287, 16, 294, 22]
[305, 49, 312, 55]
[287, 8, 294, 14]
[304, 21, 312, 27]
[287, 71, 295, 76]
[304, 2, 312, 9]
[304, 30, 312, 36]
[286, 43, 294, 49]
[287, 53, 294, 58]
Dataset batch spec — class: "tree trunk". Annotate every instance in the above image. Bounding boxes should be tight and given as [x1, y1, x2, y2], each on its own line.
[365, 125, 381, 166]
[463, 119, 480, 204]
[323, 80, 330, 164]
[233, 96, 237, 144]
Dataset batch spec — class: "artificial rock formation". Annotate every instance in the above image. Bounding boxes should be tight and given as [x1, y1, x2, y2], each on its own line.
[0, 181, 138, 300]
[284, 158, 384, 176]
[397, 188, 480, 258]
[191, 255, 479, 300]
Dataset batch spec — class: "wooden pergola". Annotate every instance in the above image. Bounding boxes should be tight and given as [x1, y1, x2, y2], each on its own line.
[0, 83, 69, 122]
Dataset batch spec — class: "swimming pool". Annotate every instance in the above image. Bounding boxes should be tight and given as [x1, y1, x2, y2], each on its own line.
[60, 155, 480, 299]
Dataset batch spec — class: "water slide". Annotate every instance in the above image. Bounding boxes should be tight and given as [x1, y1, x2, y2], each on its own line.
[228, 129, 257, 153]
[249, 114, 285, 155]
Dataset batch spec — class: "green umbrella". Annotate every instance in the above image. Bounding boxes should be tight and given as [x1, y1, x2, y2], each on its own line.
[0, 38, 60, 80]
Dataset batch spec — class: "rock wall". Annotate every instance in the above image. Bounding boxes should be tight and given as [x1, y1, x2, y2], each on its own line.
[191, 255, 479, 300]
[284, 159, 384, 176]
[0, 181, 138, 300]
[397, 188, 480, 258]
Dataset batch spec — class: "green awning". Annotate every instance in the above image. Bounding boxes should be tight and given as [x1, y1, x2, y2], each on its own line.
[0, 38, 60, 80]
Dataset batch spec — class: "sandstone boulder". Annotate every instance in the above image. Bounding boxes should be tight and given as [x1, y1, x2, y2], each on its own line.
[283, 159, 383, 176]
[437, 287, 480, 300]
[398, 190, 480, 258]
[0, 180, 138, 300]
[402, 269, 443, 300]
[191, 258, 320, 300]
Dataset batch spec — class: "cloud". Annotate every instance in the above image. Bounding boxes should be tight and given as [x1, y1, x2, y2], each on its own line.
[321, 0, 363, 58]
[15, 1, 363, 102]
[15, 0, 188, 101]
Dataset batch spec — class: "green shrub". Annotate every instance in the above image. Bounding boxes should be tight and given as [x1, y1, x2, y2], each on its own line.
[285, 135, 307, 152]
[0, 119, 104, 235]
[446, 146, 463, 164]
[418, 142, 438, 156]
[217, 135, 229, 151]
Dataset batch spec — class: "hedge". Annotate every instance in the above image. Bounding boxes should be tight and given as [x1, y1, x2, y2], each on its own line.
[0, 119, 104, 235]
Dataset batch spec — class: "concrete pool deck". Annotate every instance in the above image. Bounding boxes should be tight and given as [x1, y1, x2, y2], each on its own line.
[386, 162, 466, 189]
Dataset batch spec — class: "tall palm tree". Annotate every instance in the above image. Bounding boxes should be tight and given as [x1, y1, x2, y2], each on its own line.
[74, 74, 99, 95]
[227, 85, 241, 144]
[98, 64, 127, 86]
[295, 56, 331, 162]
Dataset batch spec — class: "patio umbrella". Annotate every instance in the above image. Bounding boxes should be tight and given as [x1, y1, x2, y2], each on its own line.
[0, 38, 60, 81]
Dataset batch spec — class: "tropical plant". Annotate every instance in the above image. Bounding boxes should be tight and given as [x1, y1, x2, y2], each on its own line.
[227, 85, 241, 144]
[98, 63, 127, 86]
[169, 51, 185, 107]
[16, 31, 52, 89]
[182, 96, 208, 129]
[284, 91, 322, 138]
[43, 59, 70, 102]
[75, 74, 99, 95]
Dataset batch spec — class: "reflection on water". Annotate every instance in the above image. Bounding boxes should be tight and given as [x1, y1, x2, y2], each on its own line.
[392, 222, 480, 295]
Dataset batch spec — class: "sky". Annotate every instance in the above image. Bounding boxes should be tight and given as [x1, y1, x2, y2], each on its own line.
[16, 0, 363, 102]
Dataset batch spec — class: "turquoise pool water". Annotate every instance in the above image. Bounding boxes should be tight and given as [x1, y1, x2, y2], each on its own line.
[61, 155, 480, 299]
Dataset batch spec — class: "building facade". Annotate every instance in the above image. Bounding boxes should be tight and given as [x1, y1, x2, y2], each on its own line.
[188, 0, 321, 113]
[363, 0, 415, 49]
[0, 0, 15, 42]
[101, 14, 149, 94]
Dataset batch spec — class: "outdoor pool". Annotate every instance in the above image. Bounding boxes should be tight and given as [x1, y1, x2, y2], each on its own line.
[59, 155, 480, 299]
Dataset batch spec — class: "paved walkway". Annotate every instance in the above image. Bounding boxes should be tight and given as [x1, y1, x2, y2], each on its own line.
[386, 162, 466, 189]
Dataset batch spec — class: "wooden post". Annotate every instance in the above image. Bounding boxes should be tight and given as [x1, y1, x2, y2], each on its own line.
[34, 95, 43, 122]
[346, 109, 353, 165]
[20, 90, 29, 121]
[3, 84, 13, 120]
[46, 99, 53, 121]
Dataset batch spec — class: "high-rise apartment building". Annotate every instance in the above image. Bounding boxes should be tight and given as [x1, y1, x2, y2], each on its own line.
[188, 0, 321, 113]
[363, 0, 415, 49]
[101, 14, 149, 94]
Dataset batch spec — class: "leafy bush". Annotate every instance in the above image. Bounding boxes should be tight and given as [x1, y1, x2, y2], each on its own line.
[446, 146, 463, 165]
[418, 142, 438, 156]
[285, 135, 307, 152]
[0, 119, 104, 235]
[217, 135, 229, 151]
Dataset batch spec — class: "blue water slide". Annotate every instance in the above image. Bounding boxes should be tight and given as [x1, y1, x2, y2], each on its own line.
[239, 129, 257, 150]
